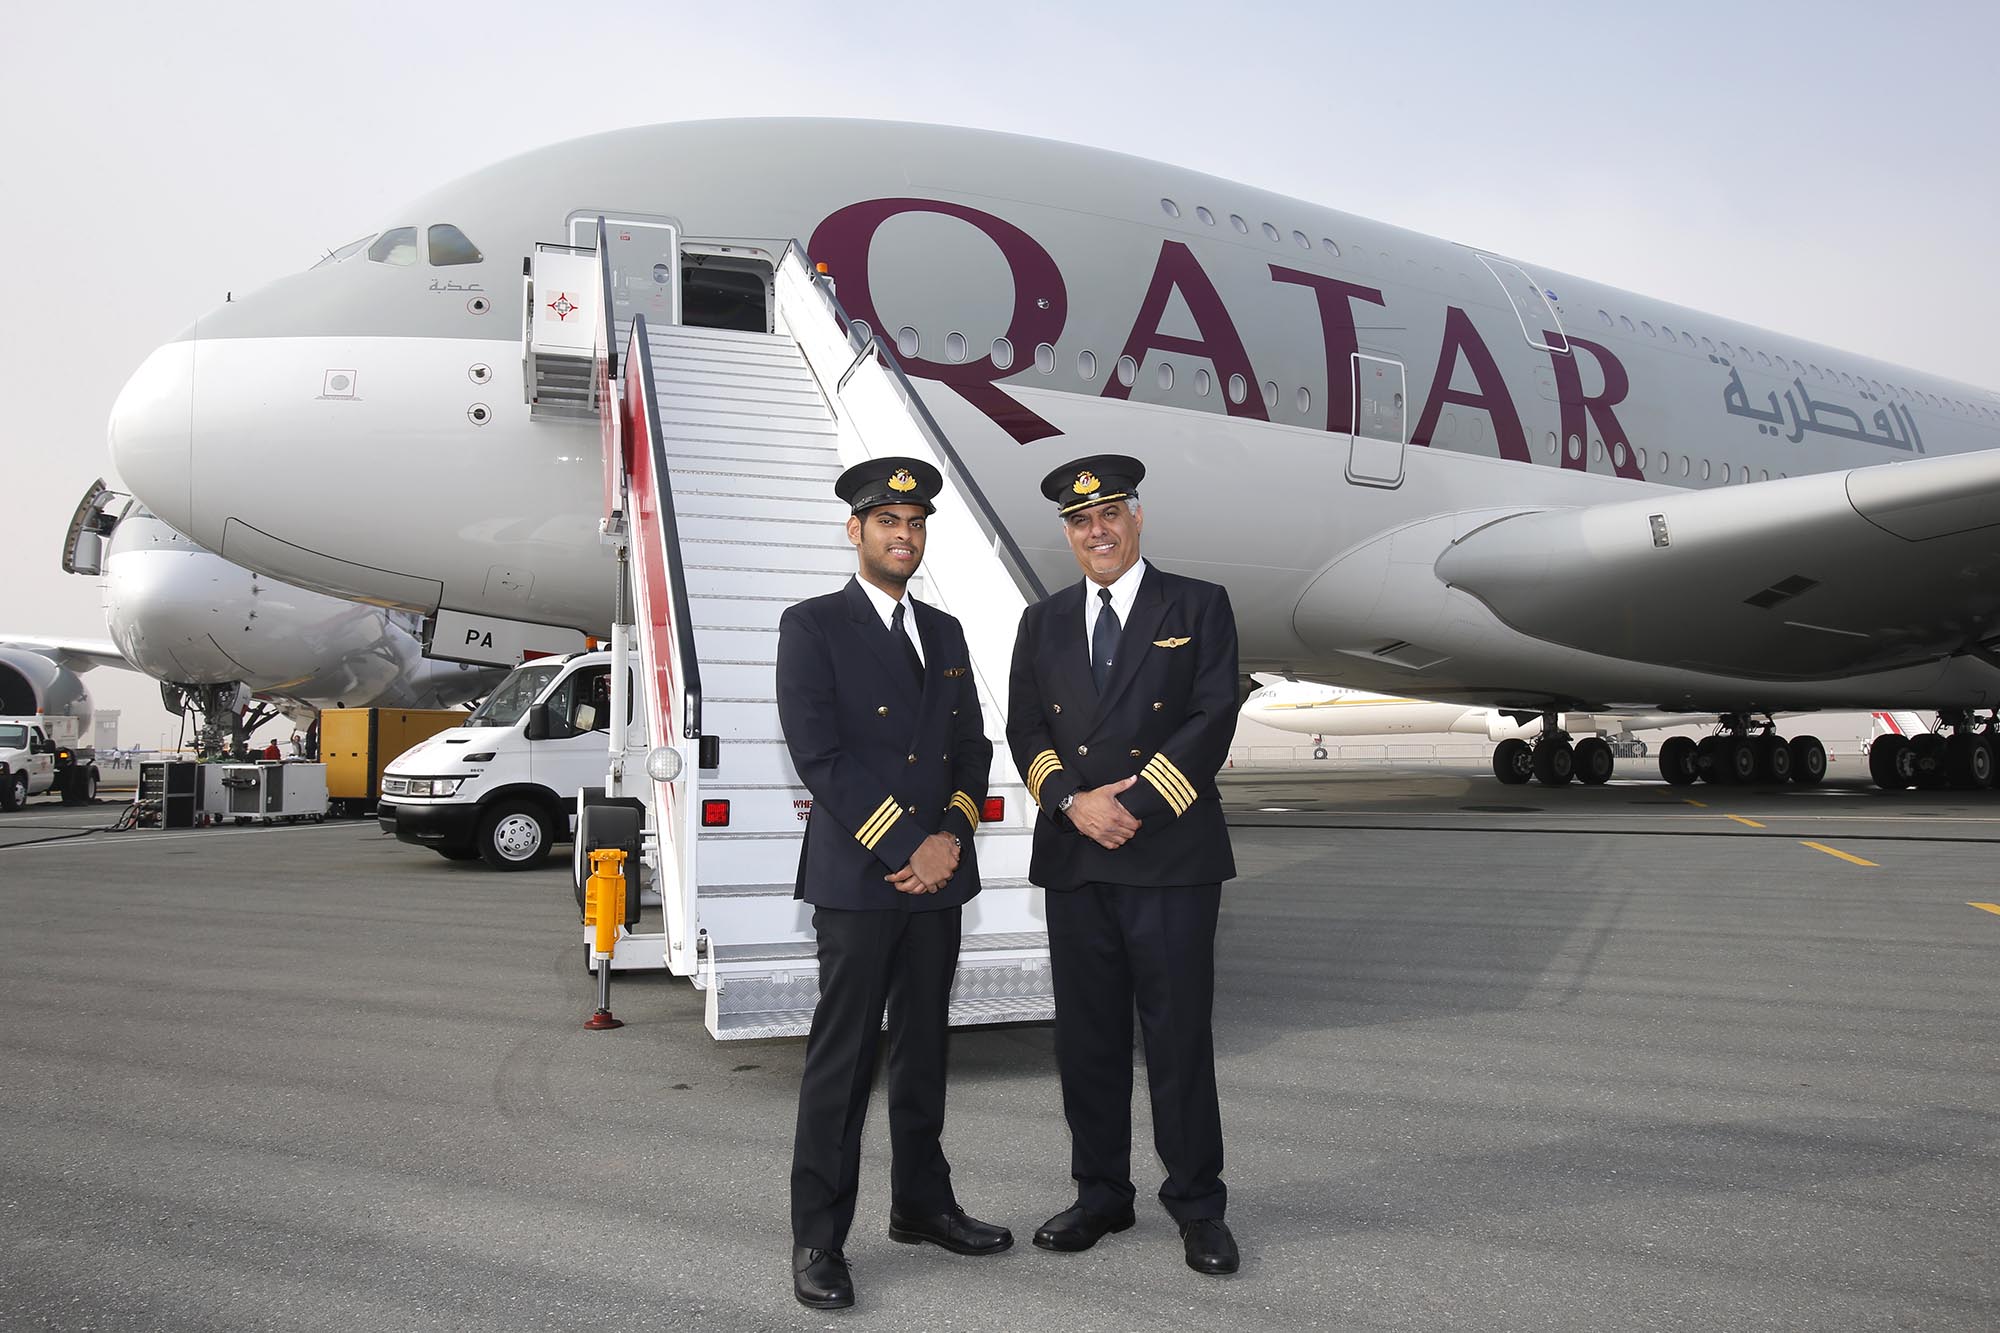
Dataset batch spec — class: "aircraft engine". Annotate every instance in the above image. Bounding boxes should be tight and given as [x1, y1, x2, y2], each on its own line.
[0, 647, 95, 735]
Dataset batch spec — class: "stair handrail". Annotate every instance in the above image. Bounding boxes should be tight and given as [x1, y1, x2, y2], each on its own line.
[595, 216, 618, 384]
[623, 314, 704, 739]
[781, 241, 1049, 605]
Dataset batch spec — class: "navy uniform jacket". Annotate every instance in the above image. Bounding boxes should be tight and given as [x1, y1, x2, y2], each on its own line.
[1006, 562, 1238, 890]
[777, 577, 991, 911]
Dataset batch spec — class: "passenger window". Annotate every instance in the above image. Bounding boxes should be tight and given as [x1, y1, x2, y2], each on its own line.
[897, 327, 920, 358]
[367, 227, 419, 266]
[428, 224, 483, 266]
[1078, 350, 1097, 380]
[1034, 342, 1056, 374]
[991, 337, 1014, 370]
[1116, 355, 1138, 386]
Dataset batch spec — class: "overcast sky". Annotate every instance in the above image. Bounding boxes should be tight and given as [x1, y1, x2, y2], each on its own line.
[3, 0, 1994, 745]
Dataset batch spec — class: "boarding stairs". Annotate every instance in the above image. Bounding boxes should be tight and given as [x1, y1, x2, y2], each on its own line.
[535, 220, 1051, 1039]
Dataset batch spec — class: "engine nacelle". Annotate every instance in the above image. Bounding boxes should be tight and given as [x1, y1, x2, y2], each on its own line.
[0, 647, 94, 738]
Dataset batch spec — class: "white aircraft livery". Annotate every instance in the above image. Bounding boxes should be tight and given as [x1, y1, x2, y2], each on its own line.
[106, 119, 2000, 783]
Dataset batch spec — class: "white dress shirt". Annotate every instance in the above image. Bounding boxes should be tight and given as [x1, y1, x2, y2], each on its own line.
[1082, 558, 1148, 656]
[856, 577, 925, 666]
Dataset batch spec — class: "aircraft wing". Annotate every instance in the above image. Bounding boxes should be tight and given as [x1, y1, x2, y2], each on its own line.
[0, 638, 134, 674]
[1435, 450, 2000, 682]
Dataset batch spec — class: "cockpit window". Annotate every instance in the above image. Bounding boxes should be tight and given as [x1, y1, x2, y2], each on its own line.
[428, 223, 483, 266]
[313, 234, 377, 269]
[367, 227, 419, 267]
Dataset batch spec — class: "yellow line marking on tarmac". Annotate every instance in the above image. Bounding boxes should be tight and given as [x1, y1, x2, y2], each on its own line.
[1970, 902, 2000, 917]
[1801, 841, 1878, 867]
[1726, 815, 1766, 828]
[1683, 798, 1708, 808]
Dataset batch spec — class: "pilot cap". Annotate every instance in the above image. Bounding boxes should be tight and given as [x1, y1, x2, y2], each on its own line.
[835, 456, 941, 515]
[1041, 454, 1145, 517]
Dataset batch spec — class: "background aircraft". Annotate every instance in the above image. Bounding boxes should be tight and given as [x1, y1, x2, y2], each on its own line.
[101, 120, 2000, 787]
[2, 485, 501, 763]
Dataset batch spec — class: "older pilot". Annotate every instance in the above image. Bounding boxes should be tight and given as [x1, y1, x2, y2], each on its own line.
[1006, 454, 1242, 1276]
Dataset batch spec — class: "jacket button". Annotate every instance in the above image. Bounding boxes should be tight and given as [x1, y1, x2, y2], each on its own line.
[907, 754, 917, 764]
[1052, 703, 1062, 714]
[1077, 745, 1088, 756]
[1152, 701, 1164, 711]
[877, 706, 889, 716]
[906, 804, 917, 815]
[1130, 749, 1143, 757]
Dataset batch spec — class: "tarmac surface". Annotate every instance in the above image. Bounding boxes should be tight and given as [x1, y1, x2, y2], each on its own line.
[2, 759, 1995, 1331]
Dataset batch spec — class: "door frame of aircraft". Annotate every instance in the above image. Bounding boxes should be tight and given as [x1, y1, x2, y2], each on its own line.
[1347, 351, 1408, 488]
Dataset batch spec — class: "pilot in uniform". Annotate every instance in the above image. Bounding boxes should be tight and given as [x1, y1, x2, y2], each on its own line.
[1006, 454, 1243, 1276]
[777, 456, 1012, 1311]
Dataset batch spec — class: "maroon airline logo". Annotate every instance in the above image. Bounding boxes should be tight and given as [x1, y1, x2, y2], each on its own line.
[810, 197, 1640, 477]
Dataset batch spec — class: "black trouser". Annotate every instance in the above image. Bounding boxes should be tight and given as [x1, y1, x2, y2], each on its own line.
[790, 904, 962, 1249]
[1046, 880, 1225, 1222]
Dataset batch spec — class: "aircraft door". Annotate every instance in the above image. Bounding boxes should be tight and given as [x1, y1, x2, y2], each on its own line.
[1347, 354, 1407, 488]
[569, 212, 683, 335]
[1477, 255, 1569, 353]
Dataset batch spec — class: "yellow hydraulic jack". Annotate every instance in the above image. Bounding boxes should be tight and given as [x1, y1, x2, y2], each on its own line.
[583, 847, 628, 1031]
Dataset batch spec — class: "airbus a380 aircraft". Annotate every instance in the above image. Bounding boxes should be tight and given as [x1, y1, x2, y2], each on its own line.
[107, 120, 2000, 787]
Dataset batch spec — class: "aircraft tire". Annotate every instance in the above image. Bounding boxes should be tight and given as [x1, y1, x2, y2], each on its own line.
[1531, 739, 1574, 786]
[1492, 738, 1534, 785]
[1944, 732, 1992, 789]
[1787, 736, 1827, 786]
[1759, 734, 1793, 784]
[1574, 737, 1614, 785]
[476, 798, 552, 870]
[1694, 735, 1721, 783]
[1910, 733, 1948, 790]
[0, 771, 24, 811]
[1868, 736, 1911, 790]
[1313, 747, 1327, 760]
[1658, 736, 1699, 785]
[1717, 736, 1758, 785]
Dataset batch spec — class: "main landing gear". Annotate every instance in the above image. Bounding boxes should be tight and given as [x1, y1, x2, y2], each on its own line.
[1867, 710, 1996, 791]
[1655, 714, 1826, 787]
[1492, 713, 1618, 788]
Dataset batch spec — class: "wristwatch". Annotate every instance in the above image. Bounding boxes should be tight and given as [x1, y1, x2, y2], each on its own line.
[1058, 793, 1076, 813]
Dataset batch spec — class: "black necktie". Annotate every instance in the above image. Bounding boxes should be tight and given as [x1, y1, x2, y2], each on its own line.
[890, 602, 924, 686]
[1091, 587, 1118, 694]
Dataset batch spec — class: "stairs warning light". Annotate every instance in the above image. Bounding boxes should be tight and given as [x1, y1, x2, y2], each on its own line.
[982, 797, 1005, 823]
[701, 799, 731, 828]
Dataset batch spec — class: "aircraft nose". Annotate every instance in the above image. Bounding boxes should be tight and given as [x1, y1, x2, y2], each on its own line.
[108, 339, 196, 538]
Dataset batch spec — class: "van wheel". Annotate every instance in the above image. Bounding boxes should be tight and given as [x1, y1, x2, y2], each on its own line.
[0, 771, 26, 811]
[477, 799, 551, 870]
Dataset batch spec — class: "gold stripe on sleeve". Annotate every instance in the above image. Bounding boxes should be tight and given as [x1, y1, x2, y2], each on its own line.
[857, 796, 902, 850]
[1142, 755, 1196, 815]
[950, 791, 981, 829]
[1026, 750, 1062, 804]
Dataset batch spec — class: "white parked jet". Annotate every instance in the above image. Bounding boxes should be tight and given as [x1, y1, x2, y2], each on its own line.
[1239, 674, 1714, 784]
[106, 120, 2000, 787]
[2, 484, 502, 758]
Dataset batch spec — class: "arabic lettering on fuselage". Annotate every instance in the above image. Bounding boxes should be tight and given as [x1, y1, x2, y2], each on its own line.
[1714, 355, 1922, 453]
[809, 197, 1649, 479]
[427, 280, 485, 294]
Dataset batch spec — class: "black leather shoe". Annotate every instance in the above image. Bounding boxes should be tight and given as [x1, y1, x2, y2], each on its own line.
[888, 1204, 1014, 1256]
[1179, 1218, 1239, 1275]
[792, 1245, 854, 1310]
[1031, 1202, 1136, 1252]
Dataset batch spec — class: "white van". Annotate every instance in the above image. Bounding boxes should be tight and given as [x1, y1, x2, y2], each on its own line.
[377, 650, 633, 868]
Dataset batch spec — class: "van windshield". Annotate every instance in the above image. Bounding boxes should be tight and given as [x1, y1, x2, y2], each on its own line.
[464, 663, 562, 728]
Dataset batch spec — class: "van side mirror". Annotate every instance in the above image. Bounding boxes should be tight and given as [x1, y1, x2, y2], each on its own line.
[525, 702, 551, 740]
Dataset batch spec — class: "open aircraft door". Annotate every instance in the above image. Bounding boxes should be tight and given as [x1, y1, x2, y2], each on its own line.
[1347, 354, 1407, 487]
[569, 212, 683, 336]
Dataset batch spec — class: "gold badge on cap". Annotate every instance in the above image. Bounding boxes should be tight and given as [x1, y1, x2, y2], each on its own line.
[1073, 470, 1101, 495]
[888, 469, 917, 493]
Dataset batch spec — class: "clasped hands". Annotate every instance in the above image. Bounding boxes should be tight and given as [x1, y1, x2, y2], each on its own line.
[886, 831, 960, 895]
[1066, 775, 1140, 851]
